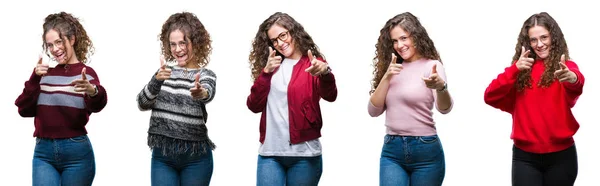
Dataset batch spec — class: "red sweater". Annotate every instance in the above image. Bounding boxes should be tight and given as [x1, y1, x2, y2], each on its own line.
[15, 62, 108, 138]
[247, 55, 337, 144]
[484, 60, 584, 153]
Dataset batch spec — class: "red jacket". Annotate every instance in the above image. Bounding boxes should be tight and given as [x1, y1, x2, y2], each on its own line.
[247, 55, 337, 144]
[484, 60, 584, 153]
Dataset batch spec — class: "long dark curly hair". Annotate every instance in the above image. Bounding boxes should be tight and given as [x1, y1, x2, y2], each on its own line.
[42, 12, 94, 63]
[513, 12, 569, 91]
[159, 12, 212, 67]
[248, 12, 324, 82]
[370, 12, 441, 94]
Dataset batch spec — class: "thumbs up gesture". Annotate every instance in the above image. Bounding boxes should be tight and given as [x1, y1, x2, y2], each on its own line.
[383, 53, 402, 80]
[422, 63, 445, 91]
[304, 50, 329, 76]
[554, 54, 577, 83]
[190, 73, 208, 99]
[156, 56, 172, 81]
[35, 54, 49, 76]
[71, 67, 97, 96]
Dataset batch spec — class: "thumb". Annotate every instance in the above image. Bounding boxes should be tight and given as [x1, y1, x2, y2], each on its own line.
[269, 47, 275, 57]
[560, 61, 568, 70]
[38, 54, 43, 65]
[81, 67, 87, 80]
[308, 50, 314, 62]
[391, 53, 397, 65]
[432, 63, 438, 74]
[160, 56, 166, 69]
[194, 73, 200, 88]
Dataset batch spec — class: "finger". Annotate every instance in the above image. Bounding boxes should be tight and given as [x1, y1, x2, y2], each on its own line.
[308, 50, 314, 62]
[194, 73, 200, 88]
[560, 62, 568, 70]
[81, 67, 87, 80]
[273, 56, 282, 62]
[431, 63, 437, 74]
[160, 56, 166, 69]
[305, 66, 315, 72]
[559, 77, 569, 82]
[391, 53, 397, 65]
[560, 54, 566, 64]
[37, 55, 43, 65]
[269, 47, 275, 57]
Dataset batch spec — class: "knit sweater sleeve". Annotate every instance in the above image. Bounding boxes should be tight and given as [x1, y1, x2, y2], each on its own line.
[137, 70, 165, 111]
[15, 68, 42, 117]
[196, 68, 217, 104]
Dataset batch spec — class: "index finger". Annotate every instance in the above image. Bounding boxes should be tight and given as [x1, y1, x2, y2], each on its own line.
[391, 53, 397, 65]
[308, 50, 314, 62]
[81, 67, 87, 80]
[37, 54, 43, 65]
[432, 63, 437, 74]
[160, 56, 166, 69]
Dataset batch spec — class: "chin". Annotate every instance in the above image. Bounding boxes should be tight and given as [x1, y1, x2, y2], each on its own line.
[176, 60, 187, 67]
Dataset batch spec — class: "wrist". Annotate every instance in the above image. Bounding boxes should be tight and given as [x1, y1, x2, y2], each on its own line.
[436, 82, 447, 92]
[87, 85, 98, 97]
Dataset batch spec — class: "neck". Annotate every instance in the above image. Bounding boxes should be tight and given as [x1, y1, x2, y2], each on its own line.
[287, 50, 303, 60]
[67, 55, 80, 65]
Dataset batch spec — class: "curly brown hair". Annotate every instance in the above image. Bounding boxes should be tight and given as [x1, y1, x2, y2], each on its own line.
[370, 12, 441, 94]
[159, 12, 212, 67]
[248, 12, 324, 82]
[42, 12, 94, 63]
[513, 12, 569, 91]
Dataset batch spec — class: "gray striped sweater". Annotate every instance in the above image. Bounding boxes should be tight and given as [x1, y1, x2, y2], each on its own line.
[137, 66, 216, 156]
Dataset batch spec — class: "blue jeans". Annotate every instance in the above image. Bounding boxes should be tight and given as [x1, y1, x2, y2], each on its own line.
[380, 134, 445, 186]
[32, 135, 95, 186]
[151, 148, 213, 186]
[257, 155, 322, 186]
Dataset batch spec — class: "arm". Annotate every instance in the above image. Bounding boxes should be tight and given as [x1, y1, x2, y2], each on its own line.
[317, 58, 337, 102]
[14, 69, 42, 117]
[196, 68, 217, 104]
[83, 67, 107, 113]
[562, 61, 585, 107]
[137, 70, 164, 111]
[433, 61, 453, 114]
[246, 71, 273, 113]
[483, 64, 519, 113]
[368, 78, 390, 117]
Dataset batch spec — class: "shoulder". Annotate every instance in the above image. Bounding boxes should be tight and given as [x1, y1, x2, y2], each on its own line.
[201, 68, 216, 78]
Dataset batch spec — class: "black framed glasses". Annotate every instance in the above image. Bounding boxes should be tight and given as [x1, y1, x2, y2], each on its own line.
[270, 31, 289, 46]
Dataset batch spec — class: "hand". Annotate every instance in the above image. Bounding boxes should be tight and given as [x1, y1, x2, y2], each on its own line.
[554, 54, 577, 83]
[263, 47, 282, 73]
[190, 73, 208, 99]
[35, 55, 49, 76]
[422, 63, 445, 90]
[516, 46, 534, 71]
[383, 53, 402, 80]
[71, 67, 96, 96]
[304, 50, 329, 76]
[155, 56, 172, 80]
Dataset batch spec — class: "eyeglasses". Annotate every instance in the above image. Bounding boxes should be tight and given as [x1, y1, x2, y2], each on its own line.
[270, 31, 289, 46]
[529, 35, 550, 46]
[169, 41, 188, 50]
[46, 39, 64, 51]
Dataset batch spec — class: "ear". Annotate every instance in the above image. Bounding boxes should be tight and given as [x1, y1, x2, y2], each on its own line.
[69, 35, 76, 46]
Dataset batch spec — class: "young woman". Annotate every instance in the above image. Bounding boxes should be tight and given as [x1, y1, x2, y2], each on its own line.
[15, 12, 107, 186]
[246, 12, 337, 186]
[136, 12, 217, 186]
[484, 12, 584, 186]
[368, 12, 453, 186]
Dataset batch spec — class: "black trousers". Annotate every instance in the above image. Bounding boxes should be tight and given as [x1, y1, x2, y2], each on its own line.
[512, 144, 578, 186]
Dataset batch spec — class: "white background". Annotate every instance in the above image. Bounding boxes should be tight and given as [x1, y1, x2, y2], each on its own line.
[1, 0, 598, 185]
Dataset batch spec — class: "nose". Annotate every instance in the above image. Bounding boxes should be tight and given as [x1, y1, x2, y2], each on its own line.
[535, 40, 544, 48]
[174, 45, 182, 53]
[50, 45, 59, 53]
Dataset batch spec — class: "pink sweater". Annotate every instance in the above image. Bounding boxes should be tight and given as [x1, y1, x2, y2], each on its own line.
[368, 58, 452, 136]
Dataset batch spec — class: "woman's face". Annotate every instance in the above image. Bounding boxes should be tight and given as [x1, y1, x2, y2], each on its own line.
[528, 25, 551, 60]
[267, 24, 301, 59]
[169, 29, 193, 67]
[45, 29, 76, 64]
[390, 25, 420, 62]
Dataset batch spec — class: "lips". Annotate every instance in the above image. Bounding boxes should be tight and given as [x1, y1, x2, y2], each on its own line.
[54, 51, 65, 61]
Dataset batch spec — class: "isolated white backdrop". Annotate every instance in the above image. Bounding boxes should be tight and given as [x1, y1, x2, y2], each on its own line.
[1, 0, 597, 185]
